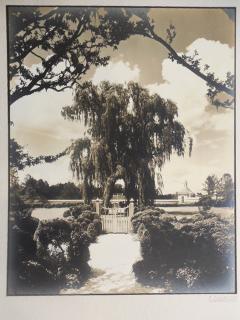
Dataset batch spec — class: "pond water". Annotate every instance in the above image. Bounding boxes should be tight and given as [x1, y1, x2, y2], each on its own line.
[32, 206, 234, 222]
[31, 207, 68, 220]
[61, 234, 166, 294]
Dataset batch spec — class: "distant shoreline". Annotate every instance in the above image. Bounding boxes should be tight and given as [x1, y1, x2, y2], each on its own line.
[28, 199, 233, 210]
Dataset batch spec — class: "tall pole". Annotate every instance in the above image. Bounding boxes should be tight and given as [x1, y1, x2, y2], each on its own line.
[129, 198, 134, 218]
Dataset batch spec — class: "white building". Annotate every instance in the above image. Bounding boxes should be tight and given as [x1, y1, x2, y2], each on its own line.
[176, 181, 199, 204]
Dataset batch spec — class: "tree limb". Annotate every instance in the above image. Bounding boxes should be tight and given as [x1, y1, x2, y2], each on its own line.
[143, 29, 234, 98]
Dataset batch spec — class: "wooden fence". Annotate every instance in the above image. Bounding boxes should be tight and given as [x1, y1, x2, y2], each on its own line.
[95, 199, 134, 234]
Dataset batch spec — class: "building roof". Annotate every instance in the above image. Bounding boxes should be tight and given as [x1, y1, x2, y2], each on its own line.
[177, 181, 194, 195]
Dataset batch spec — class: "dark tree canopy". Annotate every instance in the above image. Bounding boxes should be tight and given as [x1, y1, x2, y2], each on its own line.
[202, 173, 234, 206]
[62, 81, 190, 205]
[8, 7, 133, 105]
[220, 173, 234, 206]
[18, 175, 81, 200]
[9, 7, 234, 108]
[203, 174, 220, 197]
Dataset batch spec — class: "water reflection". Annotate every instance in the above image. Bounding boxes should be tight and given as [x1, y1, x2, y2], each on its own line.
[31, 207, 68, 220]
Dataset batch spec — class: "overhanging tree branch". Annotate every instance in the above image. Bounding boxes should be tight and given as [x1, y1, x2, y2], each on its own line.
[9, 7, 133, 106]
[150, 31, 234, 97]
[10, 138, 72, 171]
[132, 17, 234, 99]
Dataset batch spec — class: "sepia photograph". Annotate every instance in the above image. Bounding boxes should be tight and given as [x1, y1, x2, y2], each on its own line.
[6, 4, 236, 297]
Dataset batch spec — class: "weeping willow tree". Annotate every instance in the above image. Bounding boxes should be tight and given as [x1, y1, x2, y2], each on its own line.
[62, 81, 191, 206]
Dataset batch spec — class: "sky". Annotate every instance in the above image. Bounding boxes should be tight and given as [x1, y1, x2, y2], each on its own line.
[10, 8, 235, 194]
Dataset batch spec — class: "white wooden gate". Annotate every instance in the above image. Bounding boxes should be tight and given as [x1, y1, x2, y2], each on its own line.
[94, 199, 134, 234]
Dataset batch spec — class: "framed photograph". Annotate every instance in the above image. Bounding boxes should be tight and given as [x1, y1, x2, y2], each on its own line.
[0, 0, 239, 319]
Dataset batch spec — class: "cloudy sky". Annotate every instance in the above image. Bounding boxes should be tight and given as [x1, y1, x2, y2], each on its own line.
[11, 7, 235, 193]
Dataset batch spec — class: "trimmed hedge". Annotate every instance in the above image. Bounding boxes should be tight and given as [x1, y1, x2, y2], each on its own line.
[132, 208, 235, 293]
[8, 202, 101, 294]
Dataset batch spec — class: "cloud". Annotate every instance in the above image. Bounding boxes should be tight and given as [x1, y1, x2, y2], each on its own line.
[186, 38, 234, 77]
[146, 38, 234, 193]
[11, 84, 85, 184]
[18, 155, 74, 186]
[92, 61, 140, 85]
[11, 88, 84, 154]
[147, 38, 234, 133]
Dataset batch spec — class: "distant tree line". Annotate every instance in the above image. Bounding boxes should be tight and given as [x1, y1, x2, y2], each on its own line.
[13, 175, 80, 201]
[156, 194, 177, 200]
[202, 173, 234, 207]
[13, 175, 125, 202]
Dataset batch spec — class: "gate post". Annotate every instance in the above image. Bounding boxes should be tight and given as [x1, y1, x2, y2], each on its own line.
[95, 198, 101, 215]
[129, 198, 134, 218]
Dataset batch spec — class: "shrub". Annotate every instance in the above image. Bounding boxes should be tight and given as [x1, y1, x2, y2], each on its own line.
[132, 208, 235, 293]
[17, 260, 56, 293]
[63, 210, 71, 218]
[62, 204, 96, 219]
[33, 219, 92, 289]
[93, 218, 102, 234]
[33, 209, 101, 291]
[131, 207, 165, 233]
[9, 201, 101, 294]
[197, 195, 214, 214]
[87, 223, 98, 242]
[8, 201, 42, 294]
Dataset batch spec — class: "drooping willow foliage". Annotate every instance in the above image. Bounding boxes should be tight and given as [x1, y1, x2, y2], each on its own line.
[62, 81, 191, 205]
